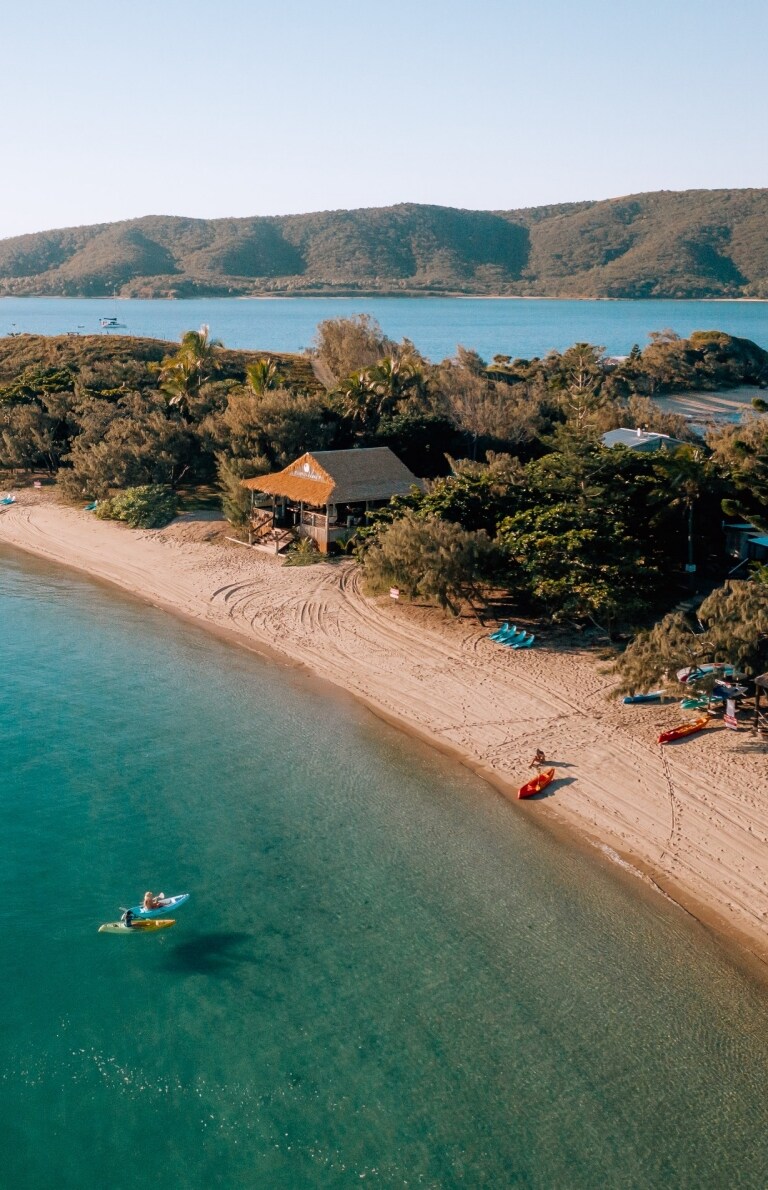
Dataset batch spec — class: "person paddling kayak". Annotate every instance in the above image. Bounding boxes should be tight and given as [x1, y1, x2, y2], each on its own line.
[143, 891, 165, 910]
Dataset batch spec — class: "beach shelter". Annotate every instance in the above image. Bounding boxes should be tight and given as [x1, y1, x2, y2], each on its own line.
[241, 447, 423, 553]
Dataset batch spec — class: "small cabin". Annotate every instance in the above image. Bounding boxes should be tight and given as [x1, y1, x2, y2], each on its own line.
[723, 522, 768, 566]
[242, 447, 423, 553]
[601, 428, 684, 453]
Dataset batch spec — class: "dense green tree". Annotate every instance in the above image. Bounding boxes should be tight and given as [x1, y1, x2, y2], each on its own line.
[370, 412, 465, 479]
[206, 386, 335, 471]
[615, 576, 768, 695]
[697, 578, 768, 675]
[613, 611, 709, 696]
[403, 454, 526, 534]
[61, 393, 195, 499]
[434, 348, 554, 453]
[709, 417, 768, 532]
[497, 502, 659, 630]
[152, 325, 223, 417]
[0, 402, 62, 473]
[361, 513, 493, 615]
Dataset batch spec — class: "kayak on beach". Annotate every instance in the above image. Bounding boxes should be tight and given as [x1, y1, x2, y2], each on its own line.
[657, 716, 709, 745]
[518, 767, 556, 799]
[130, 893, 190, 918]
[99, 919, 176, 933]
[623, 692, 663, 704]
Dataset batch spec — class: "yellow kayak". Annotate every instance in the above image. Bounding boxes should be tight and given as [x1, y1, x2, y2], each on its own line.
[98, 919, 176, 933]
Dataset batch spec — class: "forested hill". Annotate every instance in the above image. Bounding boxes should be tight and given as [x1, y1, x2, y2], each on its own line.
[1, 189, 768, 300]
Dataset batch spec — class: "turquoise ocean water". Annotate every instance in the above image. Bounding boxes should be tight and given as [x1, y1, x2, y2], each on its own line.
[3, 549, 768, 1188]
[1, 295, 766, 361]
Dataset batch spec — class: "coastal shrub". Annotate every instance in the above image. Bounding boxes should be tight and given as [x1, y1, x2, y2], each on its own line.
[361, 513, 493, 615]
[215, 454, 257, 528]
[95, 484, 178, 529]
[283, 537, 320, 566]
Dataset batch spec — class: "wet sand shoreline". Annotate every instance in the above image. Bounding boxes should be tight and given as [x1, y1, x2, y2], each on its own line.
[3, 491, 768, 967]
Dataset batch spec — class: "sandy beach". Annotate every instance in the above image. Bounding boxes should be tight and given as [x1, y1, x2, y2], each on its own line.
[2, 490, 768, 963]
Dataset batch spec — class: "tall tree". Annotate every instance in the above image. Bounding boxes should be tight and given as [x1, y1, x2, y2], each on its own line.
[152, 325, 223, 417]
[652, 445, 712, 574]
[709, 418, 768, 532]
[361, 513, 492, 615]
[312, 315, 395, 387]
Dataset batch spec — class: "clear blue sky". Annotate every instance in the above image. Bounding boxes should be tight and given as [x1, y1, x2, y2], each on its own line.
[2, 0, 766, 239]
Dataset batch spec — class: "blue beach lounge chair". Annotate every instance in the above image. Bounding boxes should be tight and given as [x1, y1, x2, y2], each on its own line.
[500, 628, 528, 645]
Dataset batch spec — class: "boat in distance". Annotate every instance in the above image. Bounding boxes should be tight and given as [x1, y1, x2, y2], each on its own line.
[98, 919, 176, 933]
[99, 316, 126, 329]
[518, 767, 556, 799]
[129, 893, 190, 918]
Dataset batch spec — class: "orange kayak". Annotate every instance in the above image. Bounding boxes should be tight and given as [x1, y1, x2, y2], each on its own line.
[518, 767, 555, 799]
[658, 715, 709, 745]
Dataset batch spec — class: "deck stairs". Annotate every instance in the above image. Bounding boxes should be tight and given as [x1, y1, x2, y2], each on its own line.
[250, 527, 294, 555]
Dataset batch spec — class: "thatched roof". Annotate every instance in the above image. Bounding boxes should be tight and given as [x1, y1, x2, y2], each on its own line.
[756, 673, 768, 691]
[242, 448, 423, 505]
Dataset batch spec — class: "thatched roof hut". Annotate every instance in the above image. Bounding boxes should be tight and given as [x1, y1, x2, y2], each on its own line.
[242, 447, 423, 553]
[242, 448, 422, 506]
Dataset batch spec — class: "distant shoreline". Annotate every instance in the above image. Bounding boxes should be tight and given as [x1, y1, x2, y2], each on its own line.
[2, 292, 768, 302]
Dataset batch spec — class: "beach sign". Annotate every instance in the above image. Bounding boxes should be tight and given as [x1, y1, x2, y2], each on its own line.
[389, 587, 400, 600]
[724, 699, 738, 729]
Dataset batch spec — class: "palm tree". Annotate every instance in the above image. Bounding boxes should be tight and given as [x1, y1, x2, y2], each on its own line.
[246, 357, 282, 395]
[153, 325, 223, 417]
[654, 445, 711, 576]
[366, 350, 426, 419]
[337, 369, 375, 427]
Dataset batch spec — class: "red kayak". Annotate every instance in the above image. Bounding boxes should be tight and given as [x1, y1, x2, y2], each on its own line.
[518, 767, 555, 799]
[657, 715, 709, 745]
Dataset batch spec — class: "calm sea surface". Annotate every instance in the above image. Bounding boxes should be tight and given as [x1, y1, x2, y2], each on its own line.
[2, 548, 768, 1188]
[1, 295, 766, 361]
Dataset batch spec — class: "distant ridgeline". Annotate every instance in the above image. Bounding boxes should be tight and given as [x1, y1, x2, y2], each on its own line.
[1, 190, 767, 300]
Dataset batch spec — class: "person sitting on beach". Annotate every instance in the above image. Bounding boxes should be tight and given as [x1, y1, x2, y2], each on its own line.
[530, 749, 546, 768]
[143, 891, 165, 910]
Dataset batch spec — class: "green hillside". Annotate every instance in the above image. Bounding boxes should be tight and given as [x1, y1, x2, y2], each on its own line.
[1, 190, 767, 298]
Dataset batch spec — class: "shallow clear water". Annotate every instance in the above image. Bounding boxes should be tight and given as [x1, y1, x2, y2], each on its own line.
[2, 548, 768, 1188]
[1, 295, 766, 361]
